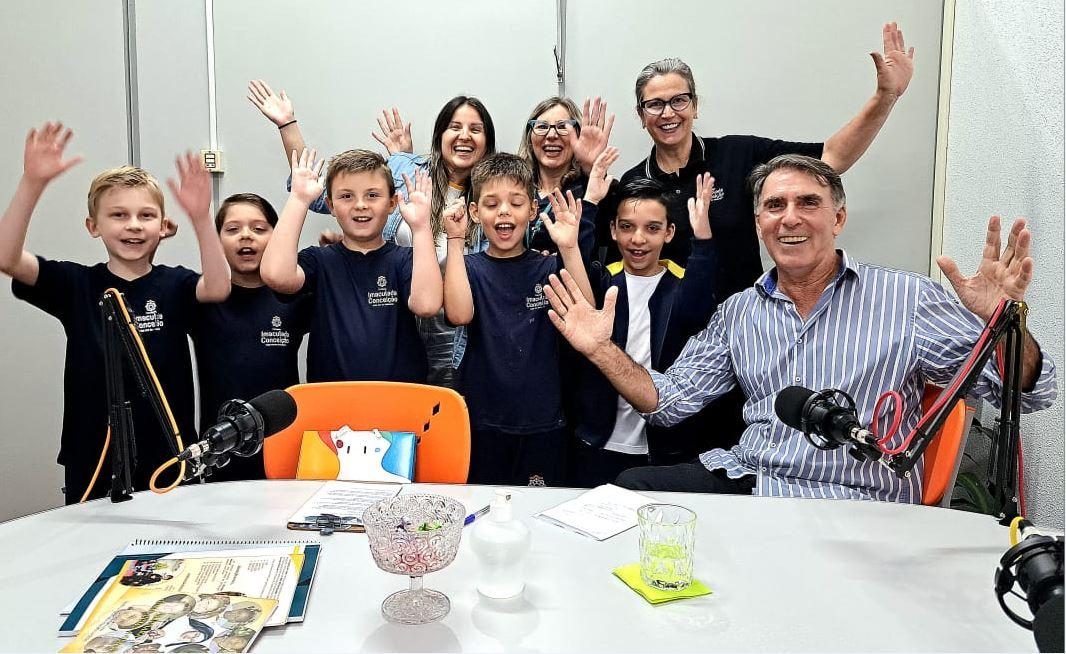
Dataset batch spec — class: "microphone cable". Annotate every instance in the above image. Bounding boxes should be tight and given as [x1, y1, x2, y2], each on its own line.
[80, 288, 187, 502]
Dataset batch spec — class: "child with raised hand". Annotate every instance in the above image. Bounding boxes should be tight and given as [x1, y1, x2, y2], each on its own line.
[260, 148, 441, 383]
[0, 122, 230, 503]
[190, 193, 311, 482]
[443, 153, 594, 487]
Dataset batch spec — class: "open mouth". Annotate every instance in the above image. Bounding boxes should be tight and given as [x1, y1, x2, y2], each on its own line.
[542, 145, 564, 157]
[236, 246, 258, 258]
[627, 248, 650, 261]
[657, 121, 682, 134]
[120, 237, 146, 246]
[494, 222, 516, 239]
[778, 236, 809, 245]
[453, 145, 475, 157]
[350, 215, 374, 224]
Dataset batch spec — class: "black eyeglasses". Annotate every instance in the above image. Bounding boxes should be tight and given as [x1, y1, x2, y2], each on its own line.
[528, 119, 580, 136]
[639, 93, 695, 116]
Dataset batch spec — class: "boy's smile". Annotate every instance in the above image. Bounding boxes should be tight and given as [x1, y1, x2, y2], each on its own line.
[326, 170, 398, 252]
[85, 186, 165, 271]
[611, 197, 675, 276]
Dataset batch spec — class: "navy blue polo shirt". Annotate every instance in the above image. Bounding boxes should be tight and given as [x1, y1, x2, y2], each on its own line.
[617, 134, 823, 299]
[190, 284, 311, 481]
[457, 249, 565, 433]
[12, 258, 199, 494]
[297, 241, 427, 383]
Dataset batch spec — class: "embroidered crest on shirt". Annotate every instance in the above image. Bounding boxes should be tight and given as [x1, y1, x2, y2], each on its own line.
[525, 283, 549, 310]
[368, 275, 398, 308]
[262, 314, 290, 347]
[711, 187, 725, 202]
[133, 298, 164, 333]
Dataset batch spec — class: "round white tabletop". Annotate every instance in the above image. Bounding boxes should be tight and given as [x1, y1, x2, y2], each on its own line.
[0, 480, 1035, 652]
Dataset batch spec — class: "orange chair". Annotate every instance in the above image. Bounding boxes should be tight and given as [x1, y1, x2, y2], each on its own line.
[264, 382, 470, 484]
[920, 384, 975, 506]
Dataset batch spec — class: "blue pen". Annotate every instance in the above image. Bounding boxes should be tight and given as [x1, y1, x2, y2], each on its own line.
[463, 505, 491, 527]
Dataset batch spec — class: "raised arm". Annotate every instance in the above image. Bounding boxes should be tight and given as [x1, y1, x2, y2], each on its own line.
[166, 152, 230, 302]
[247, 79, 306, 169]
[542, 188, 595, 304]
[442, 200, 474, 325]
[545, 269, 660, 412]
[0, 122, 83, 285]
[399, 170, 443, 317]
[822, 22, 915, 173]
[937, 216, 1044, 391]
[567, 97, 615, 175]
[261, 148, 324, 294]
[371, 108, 414, 156]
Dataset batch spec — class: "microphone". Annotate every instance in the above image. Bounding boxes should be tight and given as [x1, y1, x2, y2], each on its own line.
[995, 520, 1064, 653]
[178, 389, 297, 471]
[774, 386, 882, 462]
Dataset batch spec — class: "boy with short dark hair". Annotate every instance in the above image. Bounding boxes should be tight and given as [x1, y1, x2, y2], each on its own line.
[569, 174, 720, 487]
[260, 148, 441, 382]
[0, 122, 231, 503]
[191, 193, 311, 481]
[443, 152, 600, 486]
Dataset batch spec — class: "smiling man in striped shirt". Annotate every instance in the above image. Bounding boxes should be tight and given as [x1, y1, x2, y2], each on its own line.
[545, 154, 1056, 502]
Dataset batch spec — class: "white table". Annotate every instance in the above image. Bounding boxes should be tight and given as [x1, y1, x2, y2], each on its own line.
[0, 480, 1035, 652]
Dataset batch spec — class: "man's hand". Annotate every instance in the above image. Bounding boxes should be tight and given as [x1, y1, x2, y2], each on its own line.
[166, 151, 212, 223]
[688, 172, 715, 240]
[247, 79, 296, 127]
[372, 108, 414, 155]
[584, 147, 619, 205]
[542, 188, 582, 250]
[23, 122, 82, 186]
[398, 170, 431, 232]
[289, 148, 325, 206]
[937, 216, 1033, 322]
[871, 22, 915, 99]
[443, 198, 468, 240]
[545, 269, 616, 358]
[567, 97, 615, 174]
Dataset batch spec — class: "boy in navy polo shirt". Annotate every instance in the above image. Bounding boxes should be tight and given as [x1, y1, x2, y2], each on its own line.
[191, 193, 311, 482]
[569, 174, 720, 487]
[261, 148, 441, 382]
[443, 153, 599, 486]
[0, 123, 231, 503]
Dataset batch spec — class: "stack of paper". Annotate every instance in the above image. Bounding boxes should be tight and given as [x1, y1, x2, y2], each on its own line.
[59, 539, 321, 652]
[536, 484, 655, 540]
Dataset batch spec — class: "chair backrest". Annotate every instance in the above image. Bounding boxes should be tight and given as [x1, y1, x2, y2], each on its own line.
[920, 384, 975, 506]
[264, 382, 470, 484]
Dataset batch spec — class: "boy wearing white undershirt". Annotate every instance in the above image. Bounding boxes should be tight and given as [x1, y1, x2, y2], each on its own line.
[569, 174, 719, 487]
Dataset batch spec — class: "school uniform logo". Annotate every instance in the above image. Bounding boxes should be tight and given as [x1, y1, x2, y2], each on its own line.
[525, 283, 549, 311]
[711, 187, 725, 202]
[133, 298, 164, 333]
[261, 315, 290, 347]
[368, 274, 399, 308]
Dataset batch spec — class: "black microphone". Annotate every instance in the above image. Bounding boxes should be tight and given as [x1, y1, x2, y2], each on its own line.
[774, 386, 882, 462]
[178, 389, 298, 468]
[995, 520, 1064, 653]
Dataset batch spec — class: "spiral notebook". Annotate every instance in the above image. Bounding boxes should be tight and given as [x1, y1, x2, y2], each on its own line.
[60, 538, 321, 636]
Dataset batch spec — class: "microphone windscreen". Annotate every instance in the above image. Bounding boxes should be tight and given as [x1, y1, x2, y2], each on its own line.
[247, 389, 298, 436]
[775, 385, 816, 430]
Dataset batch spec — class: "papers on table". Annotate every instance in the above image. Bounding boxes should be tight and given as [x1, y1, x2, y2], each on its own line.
[287, 480, 403, 533]
[536, 484, 655, 540]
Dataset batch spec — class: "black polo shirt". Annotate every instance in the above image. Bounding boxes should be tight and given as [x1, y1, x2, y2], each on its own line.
[190, 284, 311, 481]
[617, 134, 823, 300]
[297, 241, 427, 383]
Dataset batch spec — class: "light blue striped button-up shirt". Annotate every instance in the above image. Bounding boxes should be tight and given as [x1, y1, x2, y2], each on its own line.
[645, 251, 1058, 503]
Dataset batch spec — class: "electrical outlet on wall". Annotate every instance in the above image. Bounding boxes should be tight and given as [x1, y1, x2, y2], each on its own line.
[200, 149, 224, 174]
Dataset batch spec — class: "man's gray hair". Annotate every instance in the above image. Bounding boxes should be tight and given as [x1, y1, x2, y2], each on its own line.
[748, 154, 846, 213]
[634, 58, 696, 107]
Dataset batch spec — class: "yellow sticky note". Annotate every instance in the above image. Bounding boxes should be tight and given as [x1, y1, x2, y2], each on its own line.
[612, 563, 712, 605]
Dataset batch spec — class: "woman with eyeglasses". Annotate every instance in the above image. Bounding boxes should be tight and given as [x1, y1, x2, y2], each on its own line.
[620, 21, 914, 295]
[516, 96, 615, 255]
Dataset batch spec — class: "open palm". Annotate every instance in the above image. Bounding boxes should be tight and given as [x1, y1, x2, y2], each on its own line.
[937, 216, 1032, 322]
